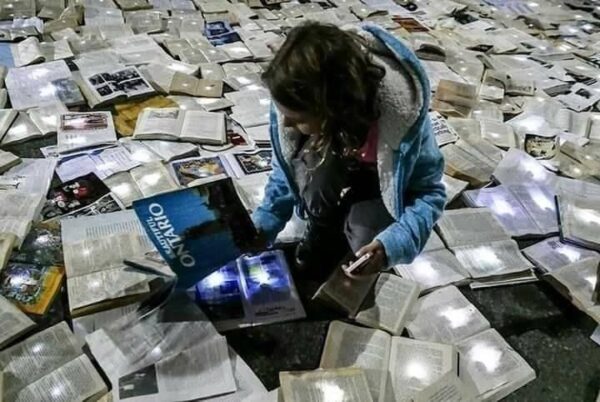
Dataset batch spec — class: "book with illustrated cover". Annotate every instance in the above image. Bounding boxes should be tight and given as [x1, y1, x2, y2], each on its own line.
[0, 263, 64, 315]
[133, 178, 259, 289]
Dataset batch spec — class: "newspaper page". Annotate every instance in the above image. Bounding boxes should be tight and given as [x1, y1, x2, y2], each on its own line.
[456, 329, 535, 401]
[355, 273, 420, 335]
[522, 237, 599, 273]
[0, 294, 35, 349]
[388, 337, 456, 400]
[394, 249, 469, 292]
[452, 240, 534, 279]
[72, 303, 141, 342]
[0, 322, 82, 399]
[320, 321, 391, 402]
[436, 208, 510, 248]
[280, 367, 374, 402]
[406, 286, 490, 344]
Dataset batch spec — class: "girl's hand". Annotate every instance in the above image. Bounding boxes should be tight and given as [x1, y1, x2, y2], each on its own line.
[343, 240, 387, 277]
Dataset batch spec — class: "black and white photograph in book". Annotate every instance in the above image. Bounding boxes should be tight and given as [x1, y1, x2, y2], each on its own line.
[118, 365, 160, 399]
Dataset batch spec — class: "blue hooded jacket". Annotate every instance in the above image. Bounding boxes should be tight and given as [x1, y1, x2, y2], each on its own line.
[251, 24, 446, 266]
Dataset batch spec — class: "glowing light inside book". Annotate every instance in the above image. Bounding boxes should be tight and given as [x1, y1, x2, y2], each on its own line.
[440, 306, 472, 328]
[31, 343, 43, 353]
[317, 382, 345, 402]
[491, 198, 515, 216]
[522, 158, 548, 181]
[413, 259, 438, 279]
[477, 246, 502, 267]
[142, 172, 162, 186]
[585, 275, 597, 289]
[405, 361, 429, 381]
[575, 207, 600, 225]
[469, 342, 502, 372]
[556, 246, 581, 262]
[131, 150, 155, 163]
[51, 386, 64, 398]
[205, 270, 226, 288]
[252, 269, 272, 285]
[530, 188, 554, 211]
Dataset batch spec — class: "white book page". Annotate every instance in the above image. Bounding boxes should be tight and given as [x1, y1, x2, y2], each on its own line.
[280, 368, 374, 402]
[320, 321, 390, 402]
[0, 322, 82, 399]
[509, 184, 558, 235]
[452, 239, 533, 279]
[0, 294, 35, 348]
[441, 144, 492, 185]
[394, 250, 468, 292]
[104, 171, 144, 207]
[388, 337, 456, 400]
[61, 209, 145, 244]
[2, 112, 42, 145]
[406, 286, 490, 345]
[180, 111, 225, 144]
[11, 37, 43, 67]
[130, 161, 179, 197]
[522, 237, 599, 273]
[550, 257, 600, 309]
[456, 329, 535, 401]
[436, 208, 510, 248]
[355, 274, 420, 335]
[134, 108, 183, 137]
[559, 193, 600, 248]
[0, 191, 44, 219]
[413, 370, 475, 402]
[441, 174, 468, 204]
[57, 112, 117, 153]
[493, 149, 556, 188]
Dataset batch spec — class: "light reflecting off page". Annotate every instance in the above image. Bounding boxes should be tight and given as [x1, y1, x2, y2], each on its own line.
[440, 306, 473, 329]
[141, 172, 162, 186]
[413, 259, 439, 279]
[468, 342, 502, 372]
[584, 275, 597, 289]
[522, 157, 549, 181]
[405, 361, 429, 382]
[316, 381, 345, 402]
[529, 188, 554, 211]
[574, 206, 600, 226]
[204, 270, 226, 288]
[490, 197, 515, 216]
[556, 246, 581, 263]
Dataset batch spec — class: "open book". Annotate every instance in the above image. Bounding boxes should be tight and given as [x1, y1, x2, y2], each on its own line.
[0, 150, 20, 174]
[314, 270, 420, 335]
[456, 328, 536, 401]
[0, 322, 107, 401]
[547, 257, 600, 322]
[0, 109, 17, 142]
[522, 236, 599, 273]
[279, 367, 373, 402]
[436, 208, 536, 286]
[133, 108, 226, 145]
[441, 174, 469, 204]
[557, 191, 600, 251]
[0, 191, 46, 248]
[10, 37, 73, 67]
[394, 232, 469, 293]
[193, 249, 306, 331]
[61, 210, 158, 316]
[57, 112, 118, 153]
[320, 320, 457, 402]
[1, 112, 42, 146]
[0, 294, 35, 349]
[79, 66, 155, 108]
[462, 184, 558, 237]
[441, 140, 498, 186]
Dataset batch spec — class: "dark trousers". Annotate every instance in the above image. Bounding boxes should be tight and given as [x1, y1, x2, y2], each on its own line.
[291, 137, 394, 253]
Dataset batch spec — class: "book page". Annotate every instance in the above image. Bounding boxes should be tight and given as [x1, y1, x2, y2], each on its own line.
[355, 273, 420, 335]
[0, 294, 35, 349]
[388, 337, 456, 399]
[452, 239, 533, 279]
[436, 208, 510, 248]
[61, 210, 146, 244]
[104, 171, 144, 207]
[550, 257, 600, 310]
[279, 368, 373, 402]
[2, 112, 42, 145]
[414, 370, 475, 402]
[0, 322, 82, 399]
[134, 108, 183, 138]
[394, 249, 469, 292]
[320, 321, 390, 402]
[406, 286, 490, 344]
[509, 184, 558, 235]
[15, 354, 106, 402]
[11, 37, 43, 67]
[314, 267, 378, 316]
[456, 329, 535, 401]
[130, 161, 179, 197]
[558, 193, 600, 249]
[180, 111, 225, 144]
[57, 112, 117, 153]
[522, 237, 599, 273]
[492, 149, 557, 188]
[441, 144, 492, 186]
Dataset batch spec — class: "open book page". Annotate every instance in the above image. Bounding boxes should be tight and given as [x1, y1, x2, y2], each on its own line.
[320, 321, 391, 402]
[137, 140, 197, 162]
[522, 237, 599, 273]
[0, 322, 82, 399]
[0, 158, 57, 195]
[10, 37, 43, 67]
[388, 337, 457, 401]
[479, 119, 516, 149]
[104, 171, 145, 207]
[557, 192, 600, 250]
[413, 370, 476, 402]
[355, 273, 420, 335]
[0, 191, 45, 222]
[0, 233, 16, 270]
[492, 149, 557, 188]
[441, 144, 493, 186]
[452, 239, 534, 279]
[180, 111, 226, 144]
[72, 303, 141, 342]
[441, 174, 468, 204]
[422, 232, 445, 253]
[134, 108, 184, 139]
[313, 267, 378, 316]
[0, 294, 35, 349]
[57, 112, 118, 153]
[406, 286, 490, 345]
[436, 208, 510, 248]
[130, 161, 179, 197]
[549, 257, 600, 310]
[0, 150, 20, 174]
[394, 249, 469, 292]
[456, 329, 535, 401]
[15, 354, 107, 402]
[279, 367, 374, 402]
[1, 112, 42, 145]
[27, 101, 68, 135]
[61, 210, 146, 244]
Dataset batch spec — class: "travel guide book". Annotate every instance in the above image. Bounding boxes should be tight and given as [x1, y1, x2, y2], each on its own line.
[133, 178, 259, 289]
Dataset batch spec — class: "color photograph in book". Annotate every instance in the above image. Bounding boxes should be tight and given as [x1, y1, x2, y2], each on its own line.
[169, 156, 229, 187]
[133, 178, 259, 289]
[224, 149, 273, 178]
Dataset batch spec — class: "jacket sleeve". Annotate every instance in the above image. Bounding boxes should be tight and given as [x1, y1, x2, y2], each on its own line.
[251, 145, 296, 244]
[375, 120, 446, 266]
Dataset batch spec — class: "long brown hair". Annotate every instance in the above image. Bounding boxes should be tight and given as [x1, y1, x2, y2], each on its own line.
[262, 22, 386, 156]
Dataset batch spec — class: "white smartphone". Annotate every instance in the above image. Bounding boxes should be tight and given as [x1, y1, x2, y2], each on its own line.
[343, 253, 372, 275]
